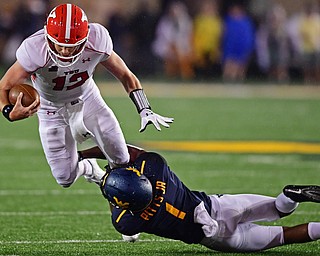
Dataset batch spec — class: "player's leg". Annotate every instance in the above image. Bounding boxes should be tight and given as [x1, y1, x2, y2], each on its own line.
[200, 222, 283, 252]
[38, 105, 102, 187]
[83, 92, 130, 168]
[83, 91, 137, 241]
[204, 192, 298, 248]
[210, 188, 303, 227]
[275, 185, 320, 217]
[280, 186, 320, 243]
[201, 222, 320, 252]
[240, 222, 320, 251]
[209, 193, 281, 237]
[202, 186, 320, 252]
[284, 222, 320, 244]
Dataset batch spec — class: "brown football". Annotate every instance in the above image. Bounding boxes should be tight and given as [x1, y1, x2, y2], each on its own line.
[9, 84, 40, 107]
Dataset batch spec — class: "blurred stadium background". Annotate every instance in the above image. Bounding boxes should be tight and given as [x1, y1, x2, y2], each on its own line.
[0, 0, 319, 84]
[1, 0, 320, 255]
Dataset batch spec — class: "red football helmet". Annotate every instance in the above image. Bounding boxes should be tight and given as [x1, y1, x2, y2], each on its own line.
[44, 4, 89, 67]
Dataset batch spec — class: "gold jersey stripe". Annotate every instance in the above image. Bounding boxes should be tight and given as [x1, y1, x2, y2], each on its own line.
[140, 160, 146, 174]
[165, 202, 186, 220]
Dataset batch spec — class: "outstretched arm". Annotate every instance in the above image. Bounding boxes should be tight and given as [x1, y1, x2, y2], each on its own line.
[100, 51, 174, 132]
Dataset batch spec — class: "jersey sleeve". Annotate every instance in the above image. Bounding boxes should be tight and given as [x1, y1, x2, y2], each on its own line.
[16, 29, 48, 73]
[87, 23, 113, 62]
[112, 209, 143, 236]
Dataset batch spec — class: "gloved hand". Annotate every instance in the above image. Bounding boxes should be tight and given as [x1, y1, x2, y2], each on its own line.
[139, 108, 174, 132]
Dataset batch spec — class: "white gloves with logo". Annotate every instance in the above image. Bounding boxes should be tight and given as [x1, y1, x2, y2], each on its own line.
[139, 109, 174, 132]
[130, 89, 174, 132]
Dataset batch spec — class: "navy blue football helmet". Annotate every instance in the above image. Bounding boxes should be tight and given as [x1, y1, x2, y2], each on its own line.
[100, 167, 153, 212]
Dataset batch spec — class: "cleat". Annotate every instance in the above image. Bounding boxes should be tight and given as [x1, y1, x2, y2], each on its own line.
[84, 159, 105, 185]
[122, 233, 140, 242]
[283, 185, 320, 203]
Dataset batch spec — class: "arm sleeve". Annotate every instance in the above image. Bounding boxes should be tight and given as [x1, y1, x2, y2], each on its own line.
[112, 209, 142, 236]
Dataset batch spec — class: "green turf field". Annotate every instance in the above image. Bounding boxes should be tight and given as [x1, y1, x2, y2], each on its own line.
[0, 84, 320, 255]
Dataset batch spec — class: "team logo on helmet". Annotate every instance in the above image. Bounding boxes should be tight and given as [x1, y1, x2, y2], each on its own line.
[113, 196, 130, 208]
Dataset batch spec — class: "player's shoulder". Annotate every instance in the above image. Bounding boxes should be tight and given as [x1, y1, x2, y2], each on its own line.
[89, 23, 110, 35]
[134, 152, 168, 177]
[21, 29, 46, 48]
[86, 23, 113, 55]
[136, 152, 168, 165]
[16, 29, 48, 72]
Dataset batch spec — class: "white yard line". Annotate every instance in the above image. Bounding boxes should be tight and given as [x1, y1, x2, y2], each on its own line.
[0, 189, 99, 196]
[0, 238, 172, 245]
[0, 211, 108, 216]
[0, 138, 41, 150]
[0, 210, 316, 217]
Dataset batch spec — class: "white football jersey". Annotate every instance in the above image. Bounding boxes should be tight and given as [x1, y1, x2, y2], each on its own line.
[16, 23, 113, 103]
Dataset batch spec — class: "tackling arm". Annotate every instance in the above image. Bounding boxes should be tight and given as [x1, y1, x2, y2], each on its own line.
[78, 144, 146, 163]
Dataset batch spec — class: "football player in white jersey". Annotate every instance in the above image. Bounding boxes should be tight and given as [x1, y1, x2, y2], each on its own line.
[0, 4, 174, 188]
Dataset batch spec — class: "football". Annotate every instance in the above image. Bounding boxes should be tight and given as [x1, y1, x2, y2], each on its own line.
[9, 84, 40, 107]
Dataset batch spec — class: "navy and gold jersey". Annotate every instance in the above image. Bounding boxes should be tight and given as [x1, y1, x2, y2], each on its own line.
[111, 152, 212, 244]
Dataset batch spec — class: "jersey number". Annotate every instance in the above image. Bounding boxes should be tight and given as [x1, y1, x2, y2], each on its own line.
[52, 71, 89, 91]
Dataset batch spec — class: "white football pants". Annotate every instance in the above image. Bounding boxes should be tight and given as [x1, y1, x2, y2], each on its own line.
[200, 194, 284, 252]
[37, 89, 129, 187]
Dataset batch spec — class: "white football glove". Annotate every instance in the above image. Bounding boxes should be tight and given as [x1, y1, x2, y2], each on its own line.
[139, 109, 174, 132]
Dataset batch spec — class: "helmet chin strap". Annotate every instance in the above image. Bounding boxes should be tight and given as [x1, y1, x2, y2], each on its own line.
[47, 45, 83, 68]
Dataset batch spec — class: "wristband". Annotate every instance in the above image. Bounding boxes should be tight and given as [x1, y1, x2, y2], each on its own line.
[129, 89, 151, 113]
[2, 104, 14, 122]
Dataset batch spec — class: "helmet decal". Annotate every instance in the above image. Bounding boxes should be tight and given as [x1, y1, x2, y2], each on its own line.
[65, 4, 72, 41]
[81, 9, 88, 22]
[48, 9, 56, 19]
[113, 196, 130, 208]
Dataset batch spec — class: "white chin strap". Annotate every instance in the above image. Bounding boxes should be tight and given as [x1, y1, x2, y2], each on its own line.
[47, 46, 83, 68]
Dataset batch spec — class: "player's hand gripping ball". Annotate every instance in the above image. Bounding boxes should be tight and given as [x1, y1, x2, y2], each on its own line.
[9, 84, 40, 107]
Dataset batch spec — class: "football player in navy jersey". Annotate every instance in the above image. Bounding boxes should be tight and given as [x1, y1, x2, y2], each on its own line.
[79, 145, 320, 252]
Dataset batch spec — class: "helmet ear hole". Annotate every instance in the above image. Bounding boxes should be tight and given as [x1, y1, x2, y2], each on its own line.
[101, 167, 153, 212]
